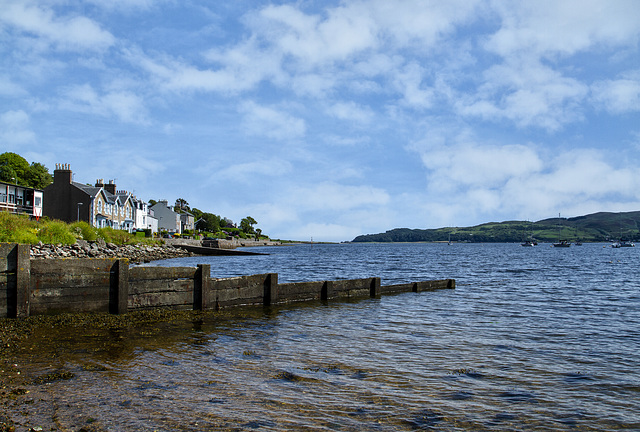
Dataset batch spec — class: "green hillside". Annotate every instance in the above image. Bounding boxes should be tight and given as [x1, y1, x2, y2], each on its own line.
[352, 211, 640, 243]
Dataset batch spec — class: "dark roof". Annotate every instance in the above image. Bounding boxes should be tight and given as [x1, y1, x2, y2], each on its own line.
[72, 182, 102, 197]
[72, 182, 118, 204]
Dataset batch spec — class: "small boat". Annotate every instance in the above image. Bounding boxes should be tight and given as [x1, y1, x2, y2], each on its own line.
[612, 240, 635, 248]
[553, 240, 571, 247]
[521, 240, 537, 247]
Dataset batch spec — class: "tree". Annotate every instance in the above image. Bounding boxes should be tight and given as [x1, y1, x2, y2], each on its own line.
[174, 198, 190, 213]
[240, 216, 257, 234]
[25, 162, 53, 189]
[196, 212, 221, 232]
[0, 152, 29, 185]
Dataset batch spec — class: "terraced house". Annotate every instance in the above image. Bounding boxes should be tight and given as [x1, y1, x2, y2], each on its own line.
[43, 164, 155, 233]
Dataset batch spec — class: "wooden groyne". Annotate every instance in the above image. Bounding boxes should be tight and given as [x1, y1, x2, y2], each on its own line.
[1, 243, 454, 319]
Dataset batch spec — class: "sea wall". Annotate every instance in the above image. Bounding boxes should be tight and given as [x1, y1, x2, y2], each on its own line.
[1, 243, 454, 319]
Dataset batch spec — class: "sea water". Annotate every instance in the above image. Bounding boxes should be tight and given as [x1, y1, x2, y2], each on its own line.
[12, 243, 640, 430]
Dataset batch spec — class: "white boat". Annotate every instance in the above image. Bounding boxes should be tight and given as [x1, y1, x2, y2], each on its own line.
[612, 240, 635, 248]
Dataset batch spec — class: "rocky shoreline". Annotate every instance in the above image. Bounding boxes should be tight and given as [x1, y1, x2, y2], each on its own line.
[29, 239, 196, 263]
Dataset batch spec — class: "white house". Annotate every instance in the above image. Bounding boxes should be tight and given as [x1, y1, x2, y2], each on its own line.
[131, 195, 158, 234]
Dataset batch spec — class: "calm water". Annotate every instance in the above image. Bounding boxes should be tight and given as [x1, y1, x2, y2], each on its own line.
[16, 243, 640, 430]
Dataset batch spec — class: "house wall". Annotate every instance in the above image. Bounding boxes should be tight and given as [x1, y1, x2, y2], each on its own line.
[43, 165, 91, 223]
[150, 201, 181, 233]
[1, 243, 454, 319]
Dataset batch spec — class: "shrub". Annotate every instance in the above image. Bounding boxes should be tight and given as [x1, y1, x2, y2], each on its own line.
[97, 227, 135, 245]
[14, 230, 39, 244]
[69, 221, 98, 241]
[0, 212, 30, 242]
[37, 220, 76, 245]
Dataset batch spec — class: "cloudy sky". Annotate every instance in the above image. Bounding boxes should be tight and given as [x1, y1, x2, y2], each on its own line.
[2, 0, 639, 241]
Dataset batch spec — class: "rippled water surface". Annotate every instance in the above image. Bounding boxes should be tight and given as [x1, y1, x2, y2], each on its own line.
[16, 243, 640, 430]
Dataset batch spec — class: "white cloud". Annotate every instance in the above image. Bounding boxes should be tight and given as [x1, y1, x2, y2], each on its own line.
[486, 0, 640, 58]
[0, 75, 26, 97]
[326, 101, 373, 124]
[288, 182, 389, 212]
[216, 159, 293, 183]
[393, 62, 435, 108]
[591, 74, 640, 114]
[240, 101, 305, 140]
[254, 3, 378, 65]
[0, 110, 36, 147]
[84, 0, 157, 11]
[410, 128, 640, 223]
[0, 1, 115, 51]
[459, 59, 588, 130]
[59, 84, 148, 124]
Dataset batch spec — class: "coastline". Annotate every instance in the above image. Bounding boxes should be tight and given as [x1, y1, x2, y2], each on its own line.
[29, 240, 196, 263]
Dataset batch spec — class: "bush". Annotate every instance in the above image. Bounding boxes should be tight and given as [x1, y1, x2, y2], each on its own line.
[69, 221, 98, 241]
[97, 227, 135, 245]
[37, 220, 76, 245]
[0, 212, 33, 242]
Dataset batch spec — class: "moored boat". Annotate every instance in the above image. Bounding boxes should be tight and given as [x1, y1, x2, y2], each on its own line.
[612, 240, 635, 248]
[553, 240, 571, 247]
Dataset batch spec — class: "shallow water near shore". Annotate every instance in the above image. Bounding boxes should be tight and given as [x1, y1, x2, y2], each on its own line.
[4, 242, 640, 430]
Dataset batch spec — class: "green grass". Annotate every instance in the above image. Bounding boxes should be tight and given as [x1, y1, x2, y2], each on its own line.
[0, 212, 159, 245]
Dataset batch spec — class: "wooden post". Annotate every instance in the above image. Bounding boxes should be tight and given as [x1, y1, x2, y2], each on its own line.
[321, 280, 334, 301]
[370, 277, 381, 298]
[194, 264, 210, 310]
[14, 244, 30, 318]
[109, 259, 129, 314]
[413, 281, 429, 292]
[263, 273, 278, 306]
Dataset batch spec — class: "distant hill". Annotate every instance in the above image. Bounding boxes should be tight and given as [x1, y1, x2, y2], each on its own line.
[352, 211, 640, 243]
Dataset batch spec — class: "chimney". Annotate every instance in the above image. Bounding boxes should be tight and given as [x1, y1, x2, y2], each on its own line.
[105, 179, 117, 195]
[95, 178, 104, 188]
[54, 163, 73, 184]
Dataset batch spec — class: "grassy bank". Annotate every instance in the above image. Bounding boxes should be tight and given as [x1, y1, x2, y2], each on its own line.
[0, 212, 158, 246]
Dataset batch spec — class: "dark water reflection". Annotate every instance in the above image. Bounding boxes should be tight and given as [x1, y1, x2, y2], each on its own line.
[11, 243, 640, 430]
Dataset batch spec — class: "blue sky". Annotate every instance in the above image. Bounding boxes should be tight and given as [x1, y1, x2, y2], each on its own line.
[2, 0, 639, 242]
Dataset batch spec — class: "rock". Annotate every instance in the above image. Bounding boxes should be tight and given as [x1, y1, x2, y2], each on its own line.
[29, 242, 195, 262]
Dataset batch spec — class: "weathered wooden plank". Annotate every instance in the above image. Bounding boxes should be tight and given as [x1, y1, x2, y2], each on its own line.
[129, 279, 194, 295]
[31, 258, 117, 274]
[31, 286, 110, 299]
[278, 281, 323, 302]
[30, 298, 110, 315]
[380, 283, 414, 294]
[129, 266, 196, 280]
[128, 290, 193, 309]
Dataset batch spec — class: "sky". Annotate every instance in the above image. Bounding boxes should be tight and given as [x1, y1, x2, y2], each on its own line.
[1, 0, 639, 242]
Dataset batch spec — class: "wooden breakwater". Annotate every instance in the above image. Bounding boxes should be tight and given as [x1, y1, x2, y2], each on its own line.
[1, 243, 454, 319]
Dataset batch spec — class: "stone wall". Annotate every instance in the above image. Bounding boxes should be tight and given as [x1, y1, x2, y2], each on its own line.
[1, 243, 454, 319]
